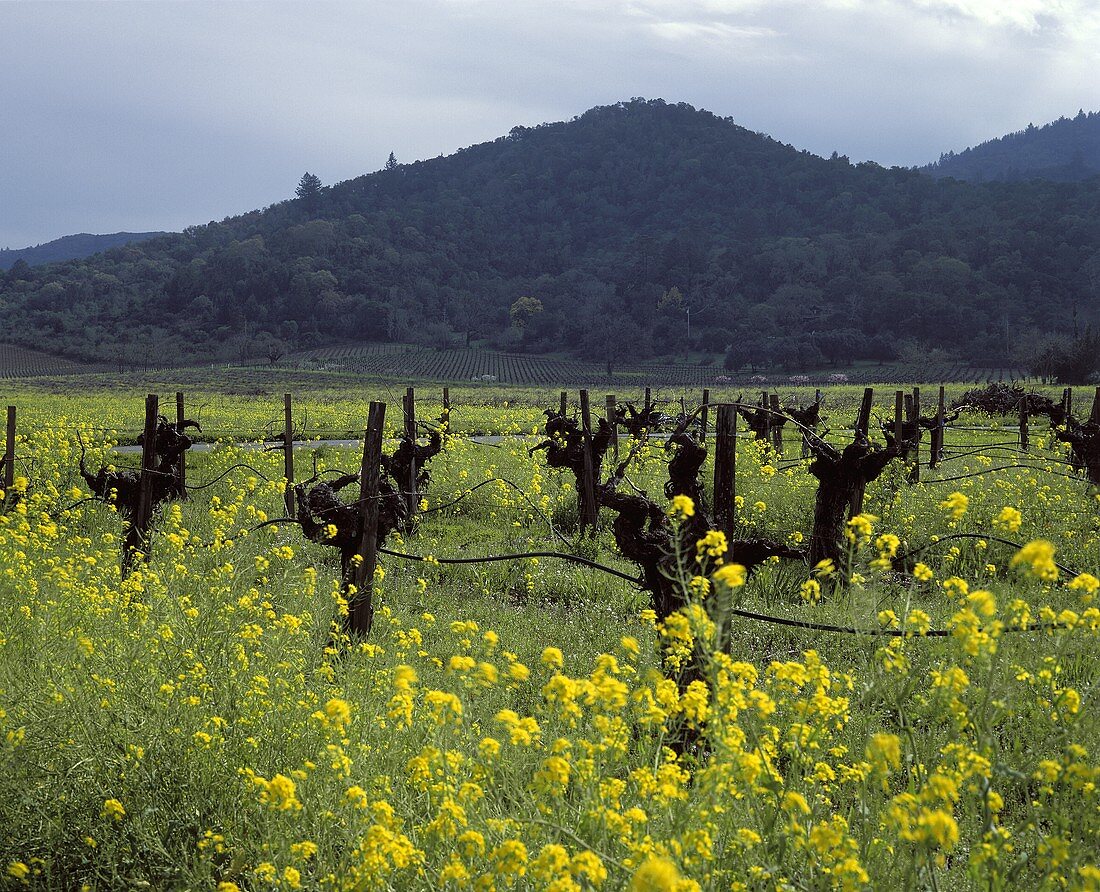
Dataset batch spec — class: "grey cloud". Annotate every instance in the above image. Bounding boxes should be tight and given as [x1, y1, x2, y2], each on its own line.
[1, 0, 1098, 247]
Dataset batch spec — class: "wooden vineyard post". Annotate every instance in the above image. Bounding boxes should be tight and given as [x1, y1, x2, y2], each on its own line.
[441, 386, 451, 443]
[403, 386, 418, 521]
[855, 387, 873, 439]
[124, 394, 159, 573]
[283, 393, 295, 517]
[175, 392, 187, 498]
[578, 389, 599, 533]
[894, 390, 904, 454]
[803, 389, 822, 459]
[348, 401, 386, 638]
[1090, 387, 1100, 425]
[1064, 388, 1073, 419]
[3, 405, 14, 494]
[930, 386, 945, 469]
[713, 405, 737, 540]
[700, 388, 710, 442]
[134, 394, 159, 543]
[605, 394, 619, 461]
[559, 391, 568, 417]
[1019, 397, 1029, 452]
[911, 387, 921, 482]
[760, 392, 771, 446]
[644, 387, 652, 421]
[849, 388, 874, 517]
[769, 393, 783, 454]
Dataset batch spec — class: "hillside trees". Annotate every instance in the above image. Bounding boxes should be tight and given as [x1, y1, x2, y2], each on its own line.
[924, 110, 1100, 182]
[1, 100, 1100, 366]
[1025, 328, 1100, 384]
[509, 296, 543, 329]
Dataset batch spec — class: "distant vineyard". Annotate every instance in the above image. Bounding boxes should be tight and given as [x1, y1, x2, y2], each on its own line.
[290, 345, 1031, 386]
[842, 362, 1031, 385]
[0, 344, 104, 379]
[0, 339, 1034, 385]
[293, 346, 606, 384]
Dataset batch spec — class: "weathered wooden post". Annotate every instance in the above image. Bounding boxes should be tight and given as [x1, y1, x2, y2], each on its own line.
[579, 389, 599, 533]
[713, 404, 737, 540]
[124, 394, 159, 572]
[3, 405, 14, 494]
[801, 389, 822, 459]
[644, 387, 652, 419]
[174, 392, 187, 498]
[855, 387, 873, 439]
[849, 388, 874, 517]
[605, 394, 619, 461]
[1090, 386, 1100, 424]
[700, 388, 710, 442]
[911, 387, 921, 482]
[403, 386, 418, 520]
[442, 386, 451, 415]
[348, 401, 386, 637]
[283, 393, 295, 517]
[894, 390, 904, 453]
[134, 394, 159, 539]
[930, 386, 945, 469]
[769, 393, 783, 454]
[1019, 397, 1029, 452]
[1064, 387, 1073, 419]
[559, 391, 568, 417]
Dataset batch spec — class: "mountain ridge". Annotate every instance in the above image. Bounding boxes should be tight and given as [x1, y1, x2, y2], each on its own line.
[2, 98, 1099, 371]
[0, 231, 169, 272]
[921, 110, 1100, 183]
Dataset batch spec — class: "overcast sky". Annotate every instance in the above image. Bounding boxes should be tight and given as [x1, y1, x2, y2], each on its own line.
[2, 0, 1099, 248]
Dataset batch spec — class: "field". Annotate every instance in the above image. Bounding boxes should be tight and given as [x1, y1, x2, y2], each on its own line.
[288, 344, 1031, 387]
[0, 338, 1033, 388]
[0, 344, 105, 379]
[2, 378, 1099, 890]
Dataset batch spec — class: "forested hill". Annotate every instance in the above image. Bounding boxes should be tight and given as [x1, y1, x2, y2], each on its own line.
[923, 111, 1100, 183]
[3, 98, 1100, 370]
[0, 231, 167, 272]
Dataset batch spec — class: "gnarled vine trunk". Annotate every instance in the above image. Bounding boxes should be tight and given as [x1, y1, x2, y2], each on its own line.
[808, 439, 902, 566]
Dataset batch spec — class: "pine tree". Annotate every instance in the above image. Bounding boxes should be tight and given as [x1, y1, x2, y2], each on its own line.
[385, 152, 399, 171]
[295, 172, 323, 202]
